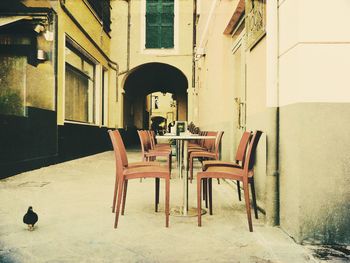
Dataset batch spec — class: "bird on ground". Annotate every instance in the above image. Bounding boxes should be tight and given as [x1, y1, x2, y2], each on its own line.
[23, 206, 38, 231]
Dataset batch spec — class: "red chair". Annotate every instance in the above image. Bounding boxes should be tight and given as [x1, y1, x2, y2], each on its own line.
[149, 130, 171, 150]
[138, 130, 172, 174]
[109, 130, 170, 228]
[202, 131, 252, 207]
[188, 131, 224, 182]
[109, 130, 162, 213]
[196, 130, 263, 232]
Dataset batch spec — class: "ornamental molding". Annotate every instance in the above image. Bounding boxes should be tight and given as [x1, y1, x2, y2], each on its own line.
[245, 0, 266, 49]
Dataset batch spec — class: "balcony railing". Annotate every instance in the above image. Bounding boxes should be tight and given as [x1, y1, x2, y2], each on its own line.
[85, 0, 111, 33]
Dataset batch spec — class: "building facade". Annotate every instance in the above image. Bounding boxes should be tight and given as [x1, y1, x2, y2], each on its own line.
[0, 0, 118, 177]
[191, 0, 350, 245]
[111, 0, 194, 136]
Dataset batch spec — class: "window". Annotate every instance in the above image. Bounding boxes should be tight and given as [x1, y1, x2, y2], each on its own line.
[65, 43, 95, 123]
[0, 30, 55, 116]
[146, 0, 174, 49]
[0, 55, 26, 116]
[85, 0, 111, 33]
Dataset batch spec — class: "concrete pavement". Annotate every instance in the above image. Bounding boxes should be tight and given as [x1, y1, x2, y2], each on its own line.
[0, 150, 343, 262]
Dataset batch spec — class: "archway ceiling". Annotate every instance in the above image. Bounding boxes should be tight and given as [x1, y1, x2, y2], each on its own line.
[124, 63, 188, 98]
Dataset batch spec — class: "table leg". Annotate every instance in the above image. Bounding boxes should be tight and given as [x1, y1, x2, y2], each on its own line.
[183, 140, 189, 215]
[170, 139, 206, 217]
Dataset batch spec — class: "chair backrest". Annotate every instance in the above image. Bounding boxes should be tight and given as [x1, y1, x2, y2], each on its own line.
[148, 130, 156, 149]
[235, 131, 252, 166]
[243, 130, 263, 174]
[199, 131, 207, 147]
[137, 130, 152, 156]
[203, 131, 217, 151]
[108, 130, 125, 177]
[213, 131, 224, 158]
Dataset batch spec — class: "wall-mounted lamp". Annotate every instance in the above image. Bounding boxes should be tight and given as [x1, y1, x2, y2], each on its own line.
[33, 24, 45, 33]
[44, 30, 54, 41]
[37, 50, 46, 60]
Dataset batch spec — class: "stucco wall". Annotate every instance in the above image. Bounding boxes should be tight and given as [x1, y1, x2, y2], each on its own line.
[278, 0, 350, 244]
[246, 37, 267, 208]
[194, 0, 267, 210]
[114, 0, 194, 128]
[195, 0, 240, 162]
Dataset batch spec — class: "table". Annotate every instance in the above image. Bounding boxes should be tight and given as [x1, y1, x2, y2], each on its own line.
[156, 133, 216, 216]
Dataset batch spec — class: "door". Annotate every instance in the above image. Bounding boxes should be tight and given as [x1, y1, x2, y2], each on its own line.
[232, 31, 247, 153]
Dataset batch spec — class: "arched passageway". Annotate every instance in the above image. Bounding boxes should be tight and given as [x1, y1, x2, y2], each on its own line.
[123, 62, 188, 133]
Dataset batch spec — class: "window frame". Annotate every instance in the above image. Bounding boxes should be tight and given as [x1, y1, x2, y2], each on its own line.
[101, 67, 109, 127]
[64, 36, 98, 125]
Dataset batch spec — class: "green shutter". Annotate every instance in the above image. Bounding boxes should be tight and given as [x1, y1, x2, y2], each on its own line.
[146, 2, 160, 48]
[161, 1, 174, 48]
[146, 0, 174, 49]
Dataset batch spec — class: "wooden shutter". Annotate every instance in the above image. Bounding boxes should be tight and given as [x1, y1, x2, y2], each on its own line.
[161, 0, 174, 48]
[146, 0, 174, 49]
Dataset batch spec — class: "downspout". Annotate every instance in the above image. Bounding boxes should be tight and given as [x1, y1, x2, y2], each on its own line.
[118, 0, 131, 76]
[265, 0, 279, 226]
[192, 0, 197, 89]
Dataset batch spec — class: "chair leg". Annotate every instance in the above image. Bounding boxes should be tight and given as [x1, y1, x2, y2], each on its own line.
[169, 154, 172, 175]
[155, 178, 160, 212]
[243, 180, 253, 232]
[208, 178, 213, 215]
[237, 181, 242, 201]
[250, 178, 258, 219]
[121, 180, 128, 215]
[203, 179, 208, 208]
[189, 156, 194, 183]
[114, 178, 124, 229]
[112, 173, 118, 213]
[165, 177, 170, 227]
[197, 177, 202, 226]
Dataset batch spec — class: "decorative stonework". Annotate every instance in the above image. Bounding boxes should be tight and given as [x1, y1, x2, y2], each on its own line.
[245, 0, 266, 49]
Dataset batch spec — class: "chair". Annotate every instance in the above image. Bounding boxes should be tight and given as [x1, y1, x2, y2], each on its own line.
[202, 131, 252, 206]
[188, 131, 224, 182]
[109, 130, 162, 213]
[138, 130, 172, 174]
[108, 130, 170, 228]
[196, 130, 263, 232]
[149, 130, 171, 151]
[188, 131, 207, 149]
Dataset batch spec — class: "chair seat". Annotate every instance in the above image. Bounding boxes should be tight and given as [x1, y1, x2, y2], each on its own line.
[146, 150, 171, 157]
[204, 166, 253, 178]
[190, 151, 216, 159]
[127, 162, 162, 168]
[202, 161, 241, 171]
[124, 165, 169, 178]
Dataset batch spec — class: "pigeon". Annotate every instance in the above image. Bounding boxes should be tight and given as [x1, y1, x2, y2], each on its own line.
[23, 206, 38, 231]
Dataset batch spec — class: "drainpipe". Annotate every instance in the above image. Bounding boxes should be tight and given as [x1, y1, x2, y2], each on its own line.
[118, 0, 131, 76]
[265, 0, 279, 226]
[192, 0, 197, 89]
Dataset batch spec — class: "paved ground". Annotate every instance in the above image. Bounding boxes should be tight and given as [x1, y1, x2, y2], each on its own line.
[0, 150, 348, 262]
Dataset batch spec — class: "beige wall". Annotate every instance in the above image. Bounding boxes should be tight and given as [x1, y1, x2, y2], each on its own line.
[194, 0, 241, 161]
[277, 0, 350, 244]
[112, 0, 193, 129]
